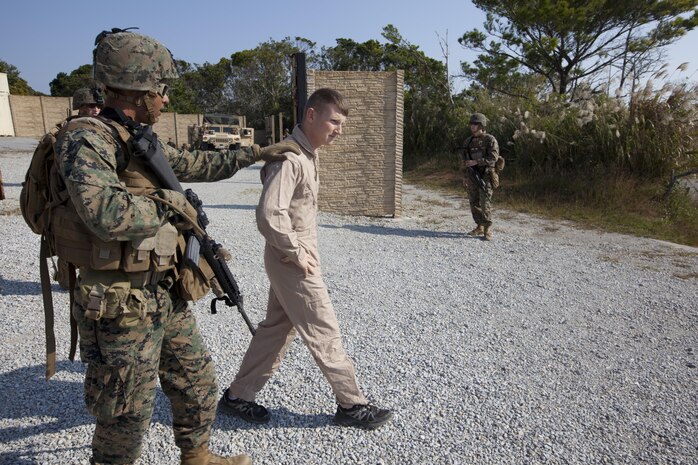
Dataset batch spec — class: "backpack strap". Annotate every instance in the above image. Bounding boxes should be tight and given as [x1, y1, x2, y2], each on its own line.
[68, 263, 77, 362]
[40, 235, 56, 380]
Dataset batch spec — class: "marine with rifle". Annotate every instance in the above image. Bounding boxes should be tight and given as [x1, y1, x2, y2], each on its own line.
[460, 112, 501, 241]
[52, 28, 267, 465]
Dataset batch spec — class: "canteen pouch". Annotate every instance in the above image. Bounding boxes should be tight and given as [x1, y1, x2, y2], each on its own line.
[178, 258, 214, 302]
[152, 223, 178, 272]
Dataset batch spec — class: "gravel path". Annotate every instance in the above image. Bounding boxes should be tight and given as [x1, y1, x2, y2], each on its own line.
[0, 137, 696, 465]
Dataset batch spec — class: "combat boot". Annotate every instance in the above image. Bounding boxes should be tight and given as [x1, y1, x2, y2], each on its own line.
[468, 225, 484, 236]
[483, 226, 493, 241]
[181, 444, 252, 465]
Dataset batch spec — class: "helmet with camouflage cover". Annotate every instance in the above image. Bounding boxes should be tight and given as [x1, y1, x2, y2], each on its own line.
[72, 87, 104, 110]
[469, 113, 488, 127]
[93, 28, 178, 92]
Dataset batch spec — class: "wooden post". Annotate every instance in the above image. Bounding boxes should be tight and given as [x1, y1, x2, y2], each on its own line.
[268, 115, 275, 146]
[278, 112, 283, 142]
[0, 168, 5, 200]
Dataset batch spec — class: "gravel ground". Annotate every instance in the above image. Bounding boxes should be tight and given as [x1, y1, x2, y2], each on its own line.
[0, 137, 696, 465]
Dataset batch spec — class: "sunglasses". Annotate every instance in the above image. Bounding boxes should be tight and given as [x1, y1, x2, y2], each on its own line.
[156, 83, 169, 98]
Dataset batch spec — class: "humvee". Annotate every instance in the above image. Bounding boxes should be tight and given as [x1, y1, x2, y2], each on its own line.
[188, 114, 255, 150]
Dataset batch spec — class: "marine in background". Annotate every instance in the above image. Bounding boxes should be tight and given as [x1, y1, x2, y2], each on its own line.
[72, 86, 103, 116]
[460, 112, 500, 241]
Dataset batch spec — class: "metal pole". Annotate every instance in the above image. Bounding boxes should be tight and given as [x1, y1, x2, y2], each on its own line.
[292, 53, 307, 127]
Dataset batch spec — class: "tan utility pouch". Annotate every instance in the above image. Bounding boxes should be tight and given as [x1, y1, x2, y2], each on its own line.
[152, 223, 178, 271]
[122, 223, 178, 273]
[122, 236, 156, 272]
[178, 258, 214, 302]
[90, 239, 122, 271]
[490, 169, 500, 189]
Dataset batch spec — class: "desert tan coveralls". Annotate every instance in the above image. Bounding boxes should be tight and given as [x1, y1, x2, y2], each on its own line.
[228, 126, 368, 408]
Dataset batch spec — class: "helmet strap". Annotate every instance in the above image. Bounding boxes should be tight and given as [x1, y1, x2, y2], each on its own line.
[105, 89, 159, 124]
[142, 91, 160, 125]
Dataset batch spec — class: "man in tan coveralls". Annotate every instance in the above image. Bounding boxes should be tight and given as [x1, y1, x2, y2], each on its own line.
[219, 88, 393, 430]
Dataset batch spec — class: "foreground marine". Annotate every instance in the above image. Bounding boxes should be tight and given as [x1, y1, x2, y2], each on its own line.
[53, 29, 258, 465]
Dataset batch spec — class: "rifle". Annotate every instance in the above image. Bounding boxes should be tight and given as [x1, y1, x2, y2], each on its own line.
[456, 145, 487, 191]
[105, 108, 256, 335]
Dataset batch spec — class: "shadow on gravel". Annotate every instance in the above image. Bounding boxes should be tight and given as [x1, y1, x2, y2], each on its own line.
[0, 361, 91, 458]
[0, 276, 65, 296]
[321, 223, 471, 239]
[226, 180, 262, 185]
[0, 361, 181, 462]
[215, 407, 331, 431]
[0, 446, 90, 465]
[203, 204, 257, 211]
[1, 182, 22, 188]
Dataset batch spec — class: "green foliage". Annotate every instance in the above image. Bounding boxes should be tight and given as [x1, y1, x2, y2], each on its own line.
[0, 60, 42, 95]
[167, 37, 314, 126]
[462, 76, 698, 179]
[666, 187, 698, 227]
[49, 64, 96, 96]
[321, 25, 454, 165]
[178, 58, 232, 114]
[228, 37, 313, 127]
[459, 0, 698, 95]
[165, 60, 200, 114]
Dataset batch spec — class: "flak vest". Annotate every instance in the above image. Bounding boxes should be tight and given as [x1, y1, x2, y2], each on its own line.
[42, 116, 213, 378]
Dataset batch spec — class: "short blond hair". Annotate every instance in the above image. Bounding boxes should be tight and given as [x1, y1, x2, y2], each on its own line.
[305, 88, 349, 117]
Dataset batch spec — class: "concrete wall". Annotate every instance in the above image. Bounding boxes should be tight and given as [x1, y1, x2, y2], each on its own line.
[307, 70, 404, 217]
[0, 73, 14, 137]
[3, 73, 405, 217]
[6, 94, 200, 143]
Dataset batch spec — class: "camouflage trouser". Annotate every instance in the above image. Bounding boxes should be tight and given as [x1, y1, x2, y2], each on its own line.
[465, 172, 494, 227]
[74, 280, 217, 464]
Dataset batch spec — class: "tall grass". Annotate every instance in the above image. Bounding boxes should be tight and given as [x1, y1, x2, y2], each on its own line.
[404, 69, 698, 246]
[470, 79, 698, 179]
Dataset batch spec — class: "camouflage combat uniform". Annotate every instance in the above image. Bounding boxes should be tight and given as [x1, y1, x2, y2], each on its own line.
[462, 133, 499, 228]
[54, 117, 256, 464]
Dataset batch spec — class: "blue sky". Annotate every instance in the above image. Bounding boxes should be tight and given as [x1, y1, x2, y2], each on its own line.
[1, 0, 696, 94]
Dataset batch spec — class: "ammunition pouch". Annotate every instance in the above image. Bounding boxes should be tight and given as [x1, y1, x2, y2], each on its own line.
[122, 222, 178, 272]
[51, 200, 180, 274]
[75, 270, 159, 323]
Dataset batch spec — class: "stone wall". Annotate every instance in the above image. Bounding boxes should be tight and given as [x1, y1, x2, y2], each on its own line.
[5, 94, 199, 143]
[2, 73, 405, 217]
[9, 95, 71, 136]
[307, 70, 404, 217]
